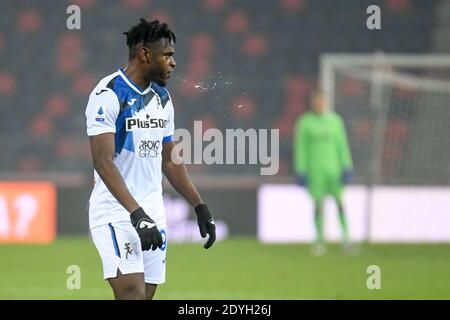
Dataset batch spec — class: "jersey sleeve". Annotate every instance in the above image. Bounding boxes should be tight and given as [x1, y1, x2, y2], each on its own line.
[335, 114, 353, 170]
[85, 88, 120, 136]
[163, 98, 175, 142]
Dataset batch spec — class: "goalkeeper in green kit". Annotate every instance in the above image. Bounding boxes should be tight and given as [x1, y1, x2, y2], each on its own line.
[293, 90, 353, 255]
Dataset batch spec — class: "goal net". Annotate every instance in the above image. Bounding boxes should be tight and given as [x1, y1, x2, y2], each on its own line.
[321, 53, 450, 187]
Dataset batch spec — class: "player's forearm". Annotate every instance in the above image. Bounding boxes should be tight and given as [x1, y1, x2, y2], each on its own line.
[162, 161, 203, 207]
[338, 139, 353, 170]
[296, 148, 307, 174]
[93, 158, 140, 213]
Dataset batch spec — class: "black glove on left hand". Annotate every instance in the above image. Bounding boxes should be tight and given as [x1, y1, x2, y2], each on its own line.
[194, 204, 216, 249]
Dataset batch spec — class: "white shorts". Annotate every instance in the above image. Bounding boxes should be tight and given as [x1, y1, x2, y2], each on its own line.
[90, 221, 167, 284]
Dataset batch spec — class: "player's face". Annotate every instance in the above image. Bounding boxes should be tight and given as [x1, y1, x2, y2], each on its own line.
[147, 39, 176, 87]
[312, 93, 326, 114]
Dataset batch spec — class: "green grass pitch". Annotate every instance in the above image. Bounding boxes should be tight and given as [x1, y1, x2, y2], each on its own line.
[0, 237, 449, 299]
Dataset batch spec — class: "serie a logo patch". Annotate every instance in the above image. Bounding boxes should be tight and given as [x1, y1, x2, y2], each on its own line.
[95, 106, 105, 122]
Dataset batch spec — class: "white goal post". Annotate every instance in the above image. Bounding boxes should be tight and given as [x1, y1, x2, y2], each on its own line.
[320, 53, 450, 113]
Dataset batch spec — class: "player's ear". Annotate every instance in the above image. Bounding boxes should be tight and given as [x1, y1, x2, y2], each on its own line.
[138, 46, 151, 64]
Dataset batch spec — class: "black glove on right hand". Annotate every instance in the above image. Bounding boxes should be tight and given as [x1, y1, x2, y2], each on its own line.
[194, 204, 216, 249]
[130, 207, 163, 251]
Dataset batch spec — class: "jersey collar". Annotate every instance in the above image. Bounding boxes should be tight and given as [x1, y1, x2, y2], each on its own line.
[118, 68, 153, 95]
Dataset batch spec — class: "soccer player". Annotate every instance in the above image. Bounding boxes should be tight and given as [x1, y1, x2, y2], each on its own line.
[85, 19, 216, 300]
[293, 90, 353, 255]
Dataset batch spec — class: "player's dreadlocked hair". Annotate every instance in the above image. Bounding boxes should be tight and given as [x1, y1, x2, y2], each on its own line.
[124, 18, 176, 59]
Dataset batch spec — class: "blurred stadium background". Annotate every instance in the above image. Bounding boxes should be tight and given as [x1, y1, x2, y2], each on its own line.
[0, 0, 450, 299]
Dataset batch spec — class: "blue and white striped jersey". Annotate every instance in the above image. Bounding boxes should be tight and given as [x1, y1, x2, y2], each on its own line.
[86, 69, 174, 229]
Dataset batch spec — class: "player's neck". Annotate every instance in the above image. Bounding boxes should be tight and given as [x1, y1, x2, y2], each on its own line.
[123, 63, 151, 91]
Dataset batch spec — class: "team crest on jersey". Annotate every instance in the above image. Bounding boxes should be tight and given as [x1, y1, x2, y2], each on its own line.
[125, 114, 168, 131]
[95, 106, 105, 122]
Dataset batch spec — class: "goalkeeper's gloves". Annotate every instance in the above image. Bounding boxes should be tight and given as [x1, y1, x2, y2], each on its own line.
[296, 174, 308, 187]
[130, 207, 163, 251]
[342, 169, 353, 184]
[194, 204, 216, 249]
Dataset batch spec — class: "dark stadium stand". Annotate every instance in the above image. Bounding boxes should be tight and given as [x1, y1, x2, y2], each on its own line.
[0, 0, 438, 178]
